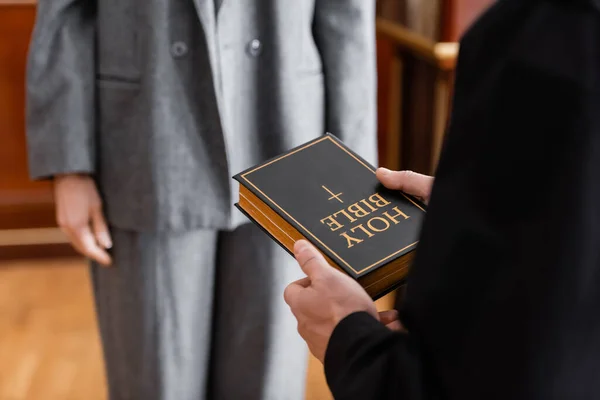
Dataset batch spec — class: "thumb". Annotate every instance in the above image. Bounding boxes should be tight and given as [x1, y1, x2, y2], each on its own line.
[376, 168, 432, 202]
[293, 240, 329, 279]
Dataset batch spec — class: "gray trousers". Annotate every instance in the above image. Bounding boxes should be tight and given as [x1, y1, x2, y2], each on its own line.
[90, 223, 308, 400]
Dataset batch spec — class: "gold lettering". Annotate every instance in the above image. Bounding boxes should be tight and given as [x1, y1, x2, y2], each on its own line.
[368, 193, 391, 209]
[351, 224, 374, 238]
[333, 209, 357, 223]
[367, 217, 391, 233]
[340, 232, 364, 248]
[360, 199, 378, 212]
[383, 206, 410, 224]
[320, 215, 344, 232]
[347, 203, 370, 219]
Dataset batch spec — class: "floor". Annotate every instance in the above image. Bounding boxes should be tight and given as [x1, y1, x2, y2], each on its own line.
[0, 256, 394, 400]
[0, 258, 106, 400]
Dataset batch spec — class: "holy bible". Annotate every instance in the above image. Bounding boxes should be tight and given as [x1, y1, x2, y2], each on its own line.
[233, 133, 426, 300]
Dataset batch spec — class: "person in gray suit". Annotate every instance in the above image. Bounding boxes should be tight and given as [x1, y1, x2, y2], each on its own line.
[25, 0, 377, 399]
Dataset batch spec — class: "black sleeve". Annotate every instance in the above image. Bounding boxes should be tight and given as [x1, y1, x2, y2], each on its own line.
[324, 312, 424, 400]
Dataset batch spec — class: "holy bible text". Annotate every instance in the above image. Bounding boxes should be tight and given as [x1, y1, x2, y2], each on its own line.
[233, 133, 426, 300]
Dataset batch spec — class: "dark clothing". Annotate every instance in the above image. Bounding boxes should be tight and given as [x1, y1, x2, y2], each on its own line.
[325, 1, 600, 399]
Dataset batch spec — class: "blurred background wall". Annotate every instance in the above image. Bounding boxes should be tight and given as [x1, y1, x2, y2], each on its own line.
[376, 0, 494, 175]
[0, 0, 74, 259]
[0, 0, 494, 255]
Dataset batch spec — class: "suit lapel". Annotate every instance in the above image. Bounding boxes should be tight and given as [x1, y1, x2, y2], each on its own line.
[192, 0, 224, 22]
[190, 0, 219, 78]
[214, 0, 224, 14]
[189, 0, 227, 130]
[191, 0, 215, 35]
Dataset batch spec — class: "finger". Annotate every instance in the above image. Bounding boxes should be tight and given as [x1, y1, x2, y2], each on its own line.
[376, 168, 433, 202]
[386, 320, 405, 332]
[90, 207, 112, 249]
[283, 281, 305, 308]
[63, 229, 88, 258]
[307, 343, 325, 365]
[292, 277, 311, 288]
[58, 216, 89, 258]
[378, 309, 399, 325]
[75, 225, 112, 266]
[293, 240, 328, 279]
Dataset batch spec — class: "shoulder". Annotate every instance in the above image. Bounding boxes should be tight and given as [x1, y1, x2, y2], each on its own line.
[457, 0, 600, 92]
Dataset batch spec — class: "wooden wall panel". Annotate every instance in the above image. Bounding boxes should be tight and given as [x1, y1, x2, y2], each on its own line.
[376, 0, 441, 39]
[0, 1, 57, 231]
[441, 0, 495, 41]
[376, 0, 493, 174]
[376, 37, 393, 166]
[377, 0, 494, 42]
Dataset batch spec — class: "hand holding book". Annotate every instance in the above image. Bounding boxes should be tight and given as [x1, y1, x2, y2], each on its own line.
[284, 168, 434, 364]
[376, 168, 433, 205]
[233, 134, 430, 300]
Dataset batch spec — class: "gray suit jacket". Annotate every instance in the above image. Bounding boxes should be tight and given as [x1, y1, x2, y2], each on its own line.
[26, 0, 378, 232]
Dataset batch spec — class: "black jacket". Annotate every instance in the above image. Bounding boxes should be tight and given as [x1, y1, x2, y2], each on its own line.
[324, 1, 600, 399]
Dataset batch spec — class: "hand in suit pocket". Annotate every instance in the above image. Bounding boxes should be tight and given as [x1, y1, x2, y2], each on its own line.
[54, 175, 113, 266]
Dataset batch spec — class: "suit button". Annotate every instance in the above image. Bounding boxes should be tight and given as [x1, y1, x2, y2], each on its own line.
[171, 41, 188, 58]
[247, 39, 262, 57]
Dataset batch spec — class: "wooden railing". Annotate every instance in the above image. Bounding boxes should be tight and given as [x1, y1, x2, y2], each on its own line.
[376, 17, 459, 175]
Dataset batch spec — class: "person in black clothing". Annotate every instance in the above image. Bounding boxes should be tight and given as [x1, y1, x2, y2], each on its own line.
[284, 0, 600, 398]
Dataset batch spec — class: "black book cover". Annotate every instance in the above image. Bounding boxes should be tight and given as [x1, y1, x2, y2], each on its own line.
[233, 133, 426, 279]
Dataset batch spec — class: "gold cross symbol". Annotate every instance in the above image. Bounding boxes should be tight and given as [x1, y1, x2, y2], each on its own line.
[322, 185, 343, 203]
